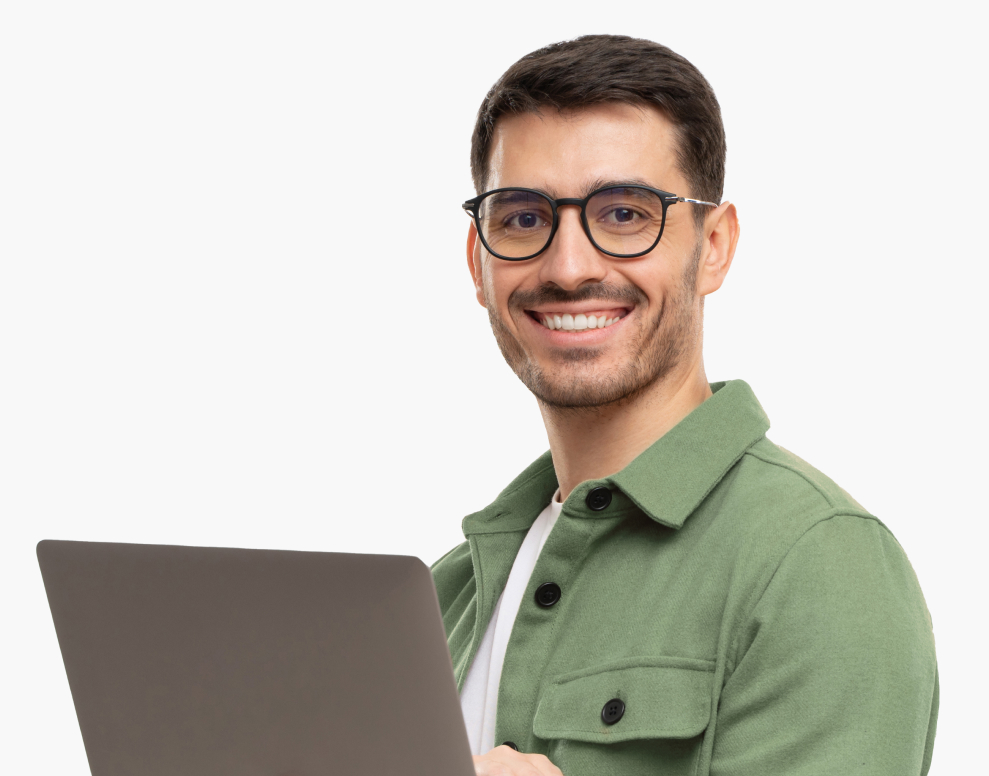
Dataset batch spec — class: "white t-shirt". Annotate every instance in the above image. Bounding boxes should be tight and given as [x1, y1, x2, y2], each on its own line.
[459, 493, 563, 756]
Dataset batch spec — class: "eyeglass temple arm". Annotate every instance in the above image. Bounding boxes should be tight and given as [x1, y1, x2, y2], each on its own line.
[669, 196, 720, 207]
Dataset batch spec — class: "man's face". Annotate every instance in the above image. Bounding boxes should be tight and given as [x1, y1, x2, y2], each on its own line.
[468, 103, 715, 409]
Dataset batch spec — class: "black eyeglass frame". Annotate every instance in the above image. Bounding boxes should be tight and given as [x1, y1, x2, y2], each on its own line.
[462, 184, 719, 261]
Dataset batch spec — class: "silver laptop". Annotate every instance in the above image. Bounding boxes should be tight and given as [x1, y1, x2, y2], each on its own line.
[37, 540, 475, 776]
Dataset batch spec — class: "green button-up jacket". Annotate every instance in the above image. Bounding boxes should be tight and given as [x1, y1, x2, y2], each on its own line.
[431, 380, 938, 776]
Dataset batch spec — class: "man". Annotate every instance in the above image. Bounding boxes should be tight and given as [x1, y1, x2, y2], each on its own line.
[431, 35, 938, 776]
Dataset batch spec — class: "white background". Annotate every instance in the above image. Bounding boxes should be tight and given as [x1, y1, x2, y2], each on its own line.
[2, 1, 985, 772]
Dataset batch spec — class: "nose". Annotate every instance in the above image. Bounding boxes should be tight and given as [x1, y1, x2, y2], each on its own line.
[537, 205, 608, 291]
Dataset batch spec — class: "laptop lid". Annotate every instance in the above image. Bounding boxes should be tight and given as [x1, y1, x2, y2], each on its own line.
[37, 540, 475, 776]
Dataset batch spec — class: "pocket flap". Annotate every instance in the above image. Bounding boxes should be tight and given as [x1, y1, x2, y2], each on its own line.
[533, 657, 715, 744]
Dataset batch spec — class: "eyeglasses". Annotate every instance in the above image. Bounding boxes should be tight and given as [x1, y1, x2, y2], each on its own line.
[462, 184, 718, 261]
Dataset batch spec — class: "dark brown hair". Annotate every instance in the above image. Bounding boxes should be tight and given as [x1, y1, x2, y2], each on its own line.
[470, 35, 726, 221]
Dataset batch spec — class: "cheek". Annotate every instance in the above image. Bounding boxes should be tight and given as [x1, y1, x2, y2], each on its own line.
[484, 261, 530, 311]
[480, 261, 500, 307]
[617, 266, 668, 309]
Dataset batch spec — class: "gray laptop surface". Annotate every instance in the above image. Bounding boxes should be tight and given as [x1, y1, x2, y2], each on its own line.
[37, 540, 475, 776]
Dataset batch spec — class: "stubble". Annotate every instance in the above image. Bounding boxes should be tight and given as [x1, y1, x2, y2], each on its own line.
[485, 244, 701, 410]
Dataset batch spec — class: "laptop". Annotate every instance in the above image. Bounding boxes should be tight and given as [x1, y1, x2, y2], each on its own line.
[37, 540, 476, 776]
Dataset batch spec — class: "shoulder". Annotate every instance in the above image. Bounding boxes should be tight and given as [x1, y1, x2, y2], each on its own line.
[736, 435, 869, 516]
[715, 435, 885, 556]
[700, 436, 931, 623]
[713, 450, 938, 775]
[717, 438, 934, 650]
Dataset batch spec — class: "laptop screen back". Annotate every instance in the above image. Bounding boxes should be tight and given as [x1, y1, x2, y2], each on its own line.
[37, 540, 475, 776]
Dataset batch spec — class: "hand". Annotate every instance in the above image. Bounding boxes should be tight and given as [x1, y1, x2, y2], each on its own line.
[473, 744, 564, 776]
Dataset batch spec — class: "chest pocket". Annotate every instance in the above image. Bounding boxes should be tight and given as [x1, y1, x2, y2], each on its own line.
[533, 657, 715, 776]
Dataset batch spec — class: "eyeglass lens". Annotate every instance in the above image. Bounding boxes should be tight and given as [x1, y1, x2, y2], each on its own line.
[477, 187, 666, 259]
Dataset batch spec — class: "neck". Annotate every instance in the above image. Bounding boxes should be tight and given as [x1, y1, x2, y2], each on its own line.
[539, 358, 713, 501]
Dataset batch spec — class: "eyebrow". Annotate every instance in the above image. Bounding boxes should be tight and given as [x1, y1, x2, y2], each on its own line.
[523, 178, 665, 199]
[582, 177, 659, 196]
[487, 189, 550, 206]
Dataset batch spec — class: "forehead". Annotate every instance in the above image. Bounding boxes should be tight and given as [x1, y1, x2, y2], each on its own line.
[486, 103, 683, 196]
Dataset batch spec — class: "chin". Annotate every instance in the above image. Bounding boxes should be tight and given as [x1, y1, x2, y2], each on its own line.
[520, 361, 670, 410]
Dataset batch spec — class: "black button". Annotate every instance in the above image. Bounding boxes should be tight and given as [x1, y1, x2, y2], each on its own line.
[501, 741, 519, 751]
[534, 582, 561, 608]
[586, 487, 612, 511]
[601, 698, 625, 725]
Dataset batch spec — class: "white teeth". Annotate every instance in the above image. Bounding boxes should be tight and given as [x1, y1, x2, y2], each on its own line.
[537, 312, 625, 330]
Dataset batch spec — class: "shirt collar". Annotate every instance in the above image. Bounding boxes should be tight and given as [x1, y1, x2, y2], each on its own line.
[609, 379, 769, 528]
[462, 379, 770, 536]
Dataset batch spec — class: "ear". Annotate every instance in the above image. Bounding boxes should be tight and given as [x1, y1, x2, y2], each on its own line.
[466, 221, 487, 308]
[696, 201, 740, 297]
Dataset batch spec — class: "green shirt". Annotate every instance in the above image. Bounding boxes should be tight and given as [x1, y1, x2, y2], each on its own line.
[431, 380, 938, 776]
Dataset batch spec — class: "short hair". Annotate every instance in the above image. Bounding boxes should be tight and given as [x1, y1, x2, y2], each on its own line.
[470, 35, 726, 222]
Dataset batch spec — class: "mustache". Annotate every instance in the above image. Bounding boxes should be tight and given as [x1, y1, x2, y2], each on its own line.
[509, 282, 646, 310]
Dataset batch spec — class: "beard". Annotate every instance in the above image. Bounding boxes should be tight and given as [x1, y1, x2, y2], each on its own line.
[485, 244, 701, 410]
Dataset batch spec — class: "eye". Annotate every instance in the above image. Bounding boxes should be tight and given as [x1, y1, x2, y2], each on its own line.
[505, 210, 549, 230]
[606, 207, 639, 224]
[600, 206, 646, 227]
[588, 187, 664, 234]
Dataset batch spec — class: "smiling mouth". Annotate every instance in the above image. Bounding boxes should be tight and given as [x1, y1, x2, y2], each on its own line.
[526, 308, 631, 331]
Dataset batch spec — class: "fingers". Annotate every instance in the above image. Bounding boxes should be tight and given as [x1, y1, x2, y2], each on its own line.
[473, 745, 565, 776]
